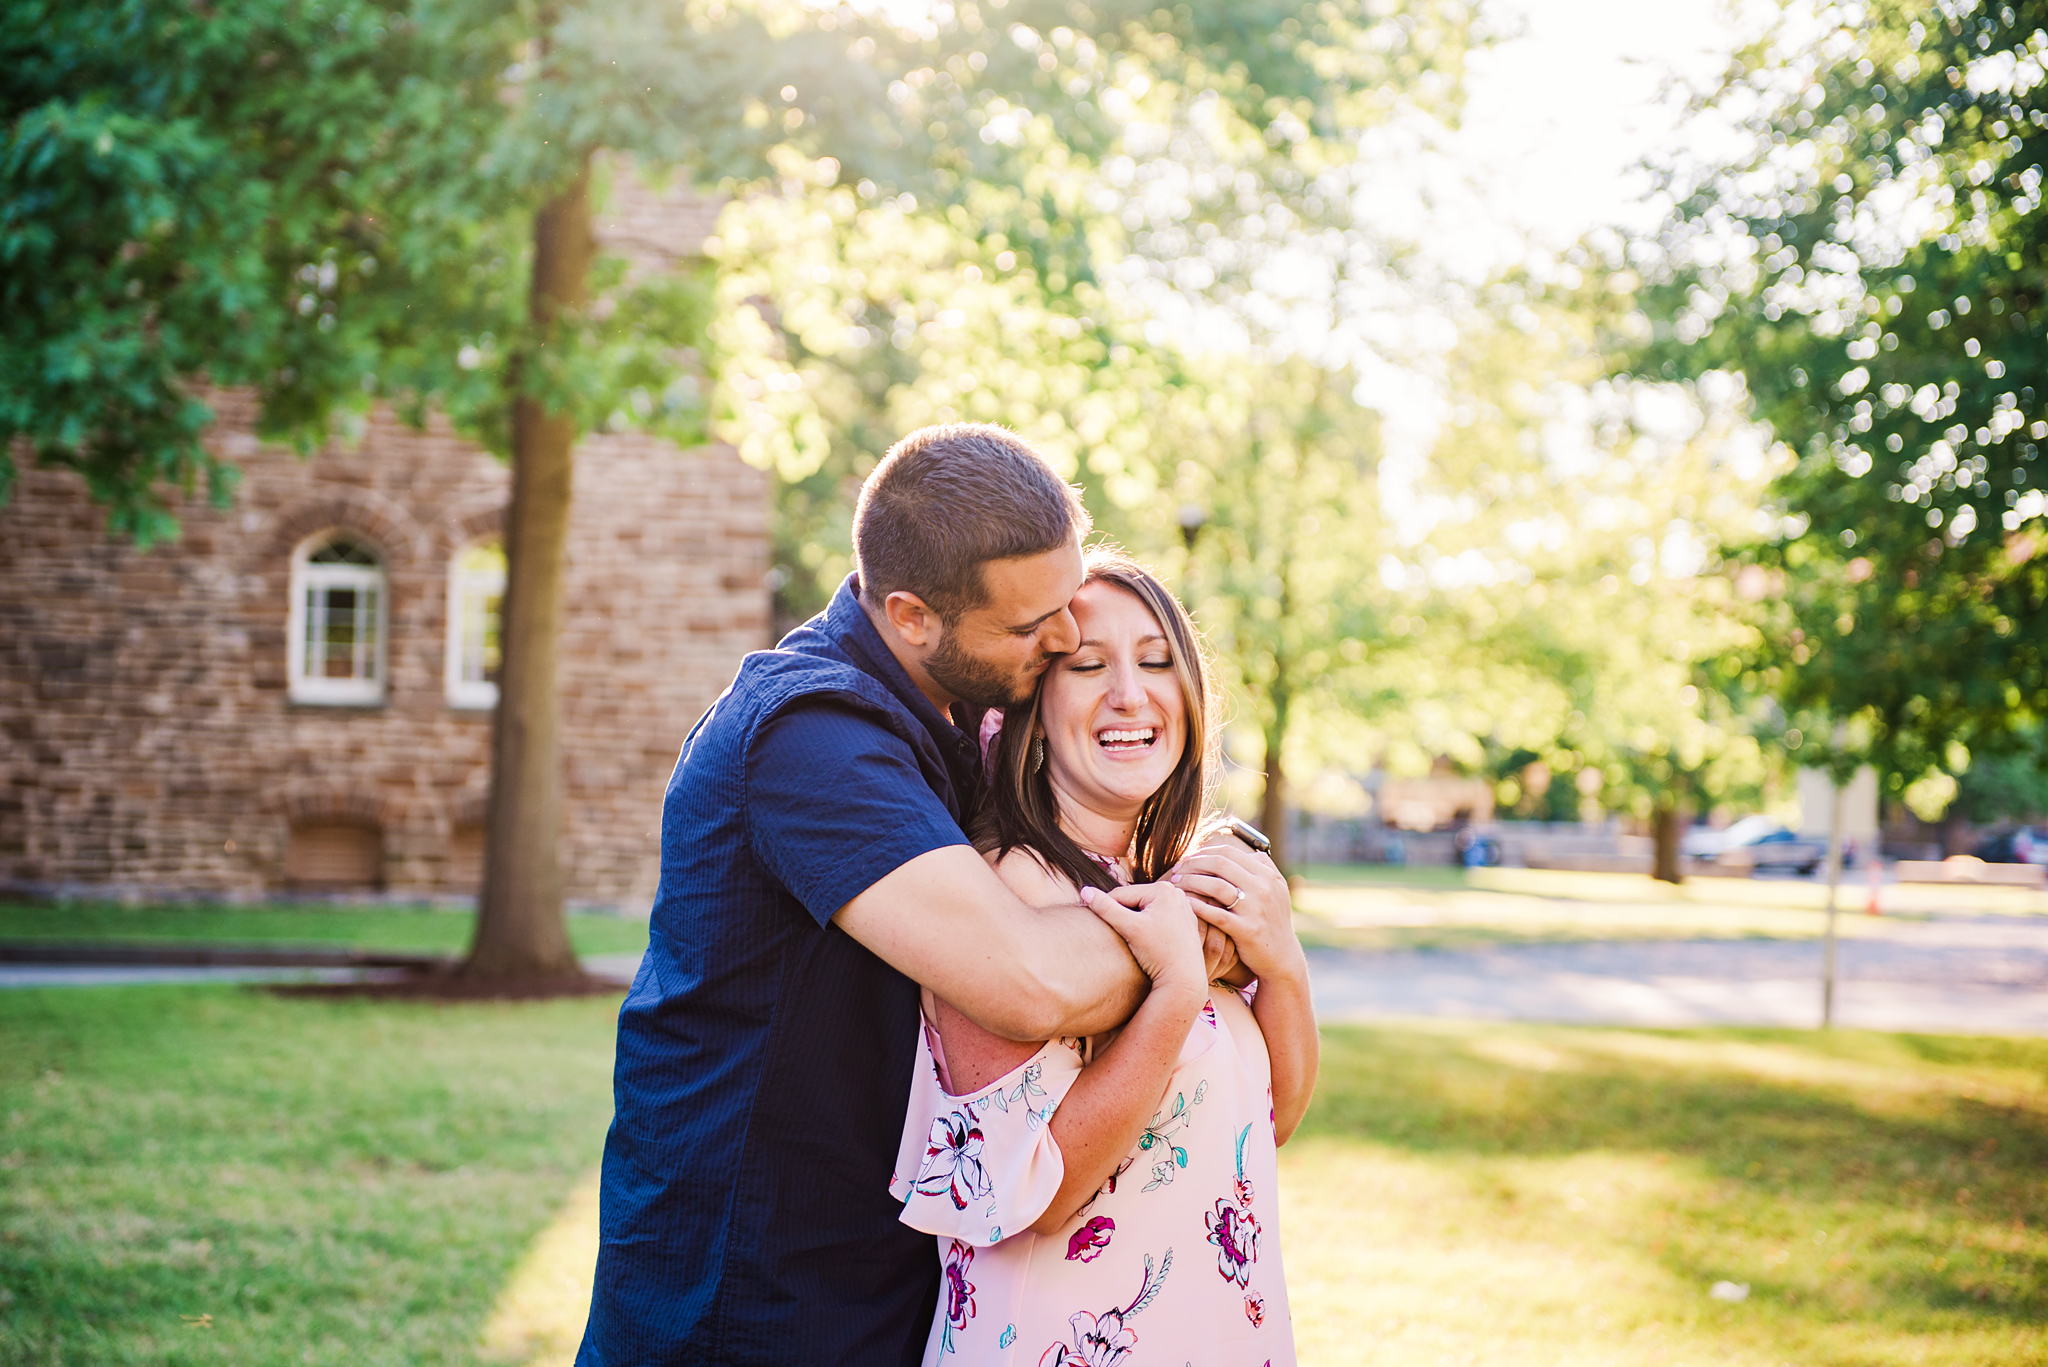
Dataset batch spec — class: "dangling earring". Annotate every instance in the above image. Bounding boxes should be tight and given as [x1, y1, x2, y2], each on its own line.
[1031, 734, 1046, 774]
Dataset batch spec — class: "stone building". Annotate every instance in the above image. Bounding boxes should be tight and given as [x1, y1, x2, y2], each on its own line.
[0, 175, 769, 910]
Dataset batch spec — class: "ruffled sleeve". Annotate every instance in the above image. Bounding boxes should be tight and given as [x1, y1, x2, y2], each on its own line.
[889, 1024, 1085, 1245]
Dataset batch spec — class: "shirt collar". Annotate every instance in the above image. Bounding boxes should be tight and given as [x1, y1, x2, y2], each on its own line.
[823, 576, 982, 770]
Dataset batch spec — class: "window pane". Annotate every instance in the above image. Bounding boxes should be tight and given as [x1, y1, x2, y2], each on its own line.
[356, 585, 379, 681]
[322, 586, 359, 678]
[480, 589, 501, 684]
[303, 585, 326, 677]
[457, 583, 503, 686]
[451, 541, 505, 701]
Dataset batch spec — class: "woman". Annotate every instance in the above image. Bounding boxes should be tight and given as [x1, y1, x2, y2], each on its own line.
[890, 549, 1319, 1367]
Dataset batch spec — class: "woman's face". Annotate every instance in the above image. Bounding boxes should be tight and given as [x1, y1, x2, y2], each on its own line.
[1038, 580, 1187, 819]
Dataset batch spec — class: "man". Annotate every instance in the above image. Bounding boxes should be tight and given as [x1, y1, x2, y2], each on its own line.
[577, 423, 1153, 1365]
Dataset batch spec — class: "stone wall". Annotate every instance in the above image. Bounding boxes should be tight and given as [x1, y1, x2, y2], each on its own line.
[0, 393, 768, 909]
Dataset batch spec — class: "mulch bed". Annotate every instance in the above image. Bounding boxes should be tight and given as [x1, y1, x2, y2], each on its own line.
[0, 942, 450, 970]
[0, 941, 625, 1002]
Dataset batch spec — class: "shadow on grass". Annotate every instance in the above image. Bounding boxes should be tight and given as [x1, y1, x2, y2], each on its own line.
[1301, 1021, 2047, 1337]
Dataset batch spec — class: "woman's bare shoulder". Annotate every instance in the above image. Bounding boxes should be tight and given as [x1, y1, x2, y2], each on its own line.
[986, 845, 1080, 907]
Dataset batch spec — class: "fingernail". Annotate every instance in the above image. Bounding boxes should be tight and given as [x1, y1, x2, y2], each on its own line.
[1168, 873, 1182, 883]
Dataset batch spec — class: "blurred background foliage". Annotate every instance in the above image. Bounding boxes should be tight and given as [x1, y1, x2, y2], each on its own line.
[6, 0, 2047, 866]
[1637, 0, 2048, 808]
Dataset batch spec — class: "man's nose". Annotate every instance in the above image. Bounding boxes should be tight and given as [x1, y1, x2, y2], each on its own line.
[1043, 606, 1080, 656]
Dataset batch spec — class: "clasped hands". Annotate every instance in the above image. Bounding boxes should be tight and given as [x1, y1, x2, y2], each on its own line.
[1079, 834, 1300, 990]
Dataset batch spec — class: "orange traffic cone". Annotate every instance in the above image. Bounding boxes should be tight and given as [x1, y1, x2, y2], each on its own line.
[1866, 859, 1882, 916]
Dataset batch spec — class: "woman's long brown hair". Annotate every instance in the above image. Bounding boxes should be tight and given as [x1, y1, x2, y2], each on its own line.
[971, 547, 1216, 893]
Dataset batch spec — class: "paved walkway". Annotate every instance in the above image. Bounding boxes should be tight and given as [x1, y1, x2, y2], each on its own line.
[8, 920, 2045, 1035]
[1309, 913, 2048, 1034]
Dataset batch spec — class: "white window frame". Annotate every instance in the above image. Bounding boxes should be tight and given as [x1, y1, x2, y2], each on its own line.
[287, 532, 388, 706]
[445, 539, 505, 710]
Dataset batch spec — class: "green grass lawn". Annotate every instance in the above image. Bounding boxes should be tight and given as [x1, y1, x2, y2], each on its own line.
[1285, 1023, 2047, 1366]
[3, 988, 2041, 1365]
[1291, 863, 2048, 952]
[0, 901, 650, 958]
[0, 986, 623, 1367]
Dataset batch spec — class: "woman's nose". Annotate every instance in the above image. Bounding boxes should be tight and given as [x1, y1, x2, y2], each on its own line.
[1106, 662, 1145, 710]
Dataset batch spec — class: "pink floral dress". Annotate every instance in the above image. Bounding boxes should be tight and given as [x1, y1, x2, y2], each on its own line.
[890, 987, 1294, 1367]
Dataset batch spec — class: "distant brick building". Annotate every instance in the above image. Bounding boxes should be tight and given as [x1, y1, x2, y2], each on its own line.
[0, 175, 770, 910]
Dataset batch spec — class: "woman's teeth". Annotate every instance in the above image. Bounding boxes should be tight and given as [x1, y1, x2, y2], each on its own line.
[1097, 728, 1156, 751]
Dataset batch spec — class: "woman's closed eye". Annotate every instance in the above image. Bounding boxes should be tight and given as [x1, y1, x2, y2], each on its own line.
[1067, 656, 1172, 674]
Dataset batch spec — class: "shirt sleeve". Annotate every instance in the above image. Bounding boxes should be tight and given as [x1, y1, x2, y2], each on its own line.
[890, 1027, 1086, 1245]
[745, 698, 972, 927]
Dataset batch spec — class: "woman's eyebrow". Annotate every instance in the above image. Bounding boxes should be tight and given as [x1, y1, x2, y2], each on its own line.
[1076, 633, 1168, 648]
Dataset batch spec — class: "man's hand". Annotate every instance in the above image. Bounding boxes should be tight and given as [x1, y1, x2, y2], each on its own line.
[1201, 920, 1240, 983]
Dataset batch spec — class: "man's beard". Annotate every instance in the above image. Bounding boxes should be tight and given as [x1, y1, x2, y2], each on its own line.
[926, 628, 1047, 710]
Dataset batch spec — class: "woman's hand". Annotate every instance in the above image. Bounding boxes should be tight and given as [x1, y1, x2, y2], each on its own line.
[1080, 882, 1206, 996]
[1169, 843, 1304, 985]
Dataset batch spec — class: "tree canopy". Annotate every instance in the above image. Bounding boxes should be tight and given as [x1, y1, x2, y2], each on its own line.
[1639, 0, 2048, 798]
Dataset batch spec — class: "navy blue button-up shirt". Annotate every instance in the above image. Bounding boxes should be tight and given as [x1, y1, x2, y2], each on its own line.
[578, 577, 986, 1367]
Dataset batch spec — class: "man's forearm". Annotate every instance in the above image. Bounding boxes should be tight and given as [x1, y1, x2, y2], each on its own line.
[834, 846, 1146, 1041]
[1013, 902, 1148, 1039]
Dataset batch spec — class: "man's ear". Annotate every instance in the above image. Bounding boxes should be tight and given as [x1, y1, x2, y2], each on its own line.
[881, 590, 942, 649]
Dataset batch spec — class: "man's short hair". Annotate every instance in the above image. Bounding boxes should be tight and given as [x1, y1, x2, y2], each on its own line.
[853, 423, 1092, 620]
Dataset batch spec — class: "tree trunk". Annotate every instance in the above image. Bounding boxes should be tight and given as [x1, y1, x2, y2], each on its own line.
[465, 159, 595, 981]
[1651, 800, 1684, 884]
[1259, 725, 1288, 879]
[1257, 564, 1293, 878]
[1939, 808, 1969, 858]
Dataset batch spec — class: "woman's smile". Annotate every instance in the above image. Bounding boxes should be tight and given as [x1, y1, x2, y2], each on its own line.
[1095, 726, 1159, 754]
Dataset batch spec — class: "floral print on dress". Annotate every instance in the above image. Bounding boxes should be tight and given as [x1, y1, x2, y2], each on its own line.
[917, 1111, 992, 1210]
[897, 987, 1295, 1366]
[1137, 1080, 1206, 1192]
[1205, 1123, 1262, 1288]
[1066, 1216, 1115, 1262]
[986, 1060, 1048, 1122]
[1036, 1249, 1172, 1367]
[939, 1239, 976, 1355]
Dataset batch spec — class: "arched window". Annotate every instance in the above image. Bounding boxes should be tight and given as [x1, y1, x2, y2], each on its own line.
[288, 532, 387, 705]
[445, 539, 505, 709]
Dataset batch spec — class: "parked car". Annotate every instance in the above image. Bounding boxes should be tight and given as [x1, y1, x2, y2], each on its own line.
[1975, 827, 2048, 865]
[1682, 815, 1779, 860]
[1687, 816, 1837, 875]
